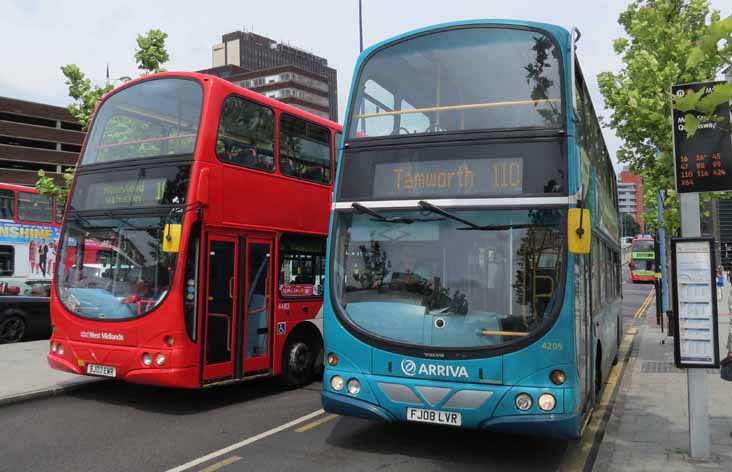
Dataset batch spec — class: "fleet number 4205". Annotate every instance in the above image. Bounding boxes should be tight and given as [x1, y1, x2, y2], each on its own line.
[542, 342, 563, 351]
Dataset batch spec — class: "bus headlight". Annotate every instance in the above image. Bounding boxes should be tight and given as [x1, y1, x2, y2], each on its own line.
[330, 375, 344, 391]
[155, 353, 166, 366]
[142, 353, 152, 366]
[347, 378, 361, 395]
[51, 341, 57, 353]
[57, 344, 64, 355]
[538, 393, 556, 411]
[515, 393, 532, 411]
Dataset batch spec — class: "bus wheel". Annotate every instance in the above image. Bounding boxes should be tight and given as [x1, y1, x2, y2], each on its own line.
[0, 315, 26, 343]
[280, 337, 314, 389]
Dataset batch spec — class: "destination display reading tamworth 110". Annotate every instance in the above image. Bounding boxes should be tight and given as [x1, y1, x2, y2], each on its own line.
[672, 81, 732, 193]
[372, 158, 523, 199]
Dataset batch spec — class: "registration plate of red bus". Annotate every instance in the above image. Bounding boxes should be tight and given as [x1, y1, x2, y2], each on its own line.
[86, 364, 116, 378]
[406, 407, 462, 426]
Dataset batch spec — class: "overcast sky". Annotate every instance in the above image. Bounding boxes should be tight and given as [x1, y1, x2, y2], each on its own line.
[2, 0, 730, 170]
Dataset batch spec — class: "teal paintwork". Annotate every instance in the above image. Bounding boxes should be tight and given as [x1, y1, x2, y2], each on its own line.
[323, 19, 621, 440]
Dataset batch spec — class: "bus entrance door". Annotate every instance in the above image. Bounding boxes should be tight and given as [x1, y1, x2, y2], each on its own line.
[202, 235, 239, 382]
[241, 239, 273, 375]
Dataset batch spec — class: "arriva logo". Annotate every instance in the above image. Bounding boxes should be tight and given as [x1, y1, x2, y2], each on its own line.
[401, 359, 417, 376]
[400, 359, 468, 378]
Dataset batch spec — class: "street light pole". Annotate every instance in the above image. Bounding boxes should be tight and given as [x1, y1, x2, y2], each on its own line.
[358, 0, 364, 52]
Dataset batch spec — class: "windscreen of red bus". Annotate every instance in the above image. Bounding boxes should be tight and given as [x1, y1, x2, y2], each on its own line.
[56, 77, 201, 320]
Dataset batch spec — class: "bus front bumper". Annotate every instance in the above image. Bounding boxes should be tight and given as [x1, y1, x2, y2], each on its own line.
[322, 390, 396, 422]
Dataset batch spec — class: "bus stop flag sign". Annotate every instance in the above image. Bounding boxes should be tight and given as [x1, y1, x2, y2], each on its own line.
[672, 81, 732, 193]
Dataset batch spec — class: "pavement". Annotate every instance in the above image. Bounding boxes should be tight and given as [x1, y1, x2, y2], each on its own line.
[593, 286, 732, 472]
[0, 339, 101, 406]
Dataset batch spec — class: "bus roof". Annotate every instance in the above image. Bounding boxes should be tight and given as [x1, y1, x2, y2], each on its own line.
[357, 19, 571, 63]
[0, 183, 40, 194]
[98, 71, 341, 132]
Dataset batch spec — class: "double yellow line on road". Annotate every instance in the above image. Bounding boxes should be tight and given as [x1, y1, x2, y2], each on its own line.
[634, 290, 655, 319]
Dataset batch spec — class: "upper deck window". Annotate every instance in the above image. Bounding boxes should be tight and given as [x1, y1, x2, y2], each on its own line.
[279, 114, 331, 184]
[216, 95, 275, 172]
[81, 78, 203, 165]
[0, 190, 14, 220]
[18, 192, 53, 223]
[349, 26, 563, 138]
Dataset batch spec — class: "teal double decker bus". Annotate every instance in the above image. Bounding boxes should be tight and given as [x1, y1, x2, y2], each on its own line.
[322, 20, 621, 439]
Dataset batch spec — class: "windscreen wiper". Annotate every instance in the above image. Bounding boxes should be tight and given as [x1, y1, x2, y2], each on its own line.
[351, 202, 443, 224]
[417, 201, 549, 231]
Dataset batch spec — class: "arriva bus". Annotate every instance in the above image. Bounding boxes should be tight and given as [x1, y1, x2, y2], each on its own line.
[629, 237, 655, 283]
[48, 72, 342, 388]
[0, 183, 62, 295]
[322, 20, 622, 439]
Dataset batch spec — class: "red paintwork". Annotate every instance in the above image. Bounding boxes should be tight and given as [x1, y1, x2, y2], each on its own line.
[48, 72, 341, 388]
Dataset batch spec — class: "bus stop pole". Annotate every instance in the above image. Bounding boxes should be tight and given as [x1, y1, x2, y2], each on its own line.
[658, 190, 670, 324]
[680, 192, 711, 459]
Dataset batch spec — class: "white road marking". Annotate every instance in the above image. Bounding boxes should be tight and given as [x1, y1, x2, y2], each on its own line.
[164, 409, 325, 472]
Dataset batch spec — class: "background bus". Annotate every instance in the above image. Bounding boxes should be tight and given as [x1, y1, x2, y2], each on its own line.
[629, 236, 655, 282]
[322, 20, 621, 439]
[48, 73, 341, 388]
[0, 183, 62, 295]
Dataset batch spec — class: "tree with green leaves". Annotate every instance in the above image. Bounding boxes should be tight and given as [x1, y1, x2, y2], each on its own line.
[672, 14, 732, 136]
[598, 0, 730, 234]
[38, 29, 170, 203]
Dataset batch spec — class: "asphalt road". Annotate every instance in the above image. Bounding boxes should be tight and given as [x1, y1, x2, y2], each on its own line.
[0, 267, 653, 472]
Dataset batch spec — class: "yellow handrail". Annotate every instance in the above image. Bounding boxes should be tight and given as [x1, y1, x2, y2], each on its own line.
[480, 330, 529, 337]
[353, 98, 560, 119]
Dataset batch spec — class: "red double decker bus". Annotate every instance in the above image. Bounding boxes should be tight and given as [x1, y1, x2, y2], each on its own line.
[48, 72, 341, 388]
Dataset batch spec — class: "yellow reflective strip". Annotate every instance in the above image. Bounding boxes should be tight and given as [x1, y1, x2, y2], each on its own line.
[480, 330, 529, 337]
[353, 98, 561, 119]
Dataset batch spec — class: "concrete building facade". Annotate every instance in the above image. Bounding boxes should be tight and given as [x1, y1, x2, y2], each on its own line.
[618, 167, 644, 232]
[205, 31, 337, 121]
[0, 97, 83, 186]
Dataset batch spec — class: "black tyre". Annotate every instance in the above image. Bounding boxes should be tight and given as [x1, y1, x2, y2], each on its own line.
[280, 337, 315, 389]
[0, 315, 26, 344]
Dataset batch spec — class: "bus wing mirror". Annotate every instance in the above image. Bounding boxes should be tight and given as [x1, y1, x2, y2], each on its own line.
[163, 224, 182, 253]
[196, 167, 210, 207]
[568, 208, 591, 254]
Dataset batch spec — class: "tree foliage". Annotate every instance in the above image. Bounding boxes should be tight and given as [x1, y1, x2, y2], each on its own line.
[672, 13, 732, 136]
[597, 0, 729, 234]
[134, 29, 170, 74]
[38, 29, 170, 202]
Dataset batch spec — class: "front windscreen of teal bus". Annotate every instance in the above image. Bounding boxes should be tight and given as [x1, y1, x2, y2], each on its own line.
[332, 209, 565, 348]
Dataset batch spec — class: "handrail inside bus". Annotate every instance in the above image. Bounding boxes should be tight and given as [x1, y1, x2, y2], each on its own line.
[352, 98, 561, 119]
[480, 330, 530, 337]
[116, 104, 194, 128]
[98, 133, 196, 150]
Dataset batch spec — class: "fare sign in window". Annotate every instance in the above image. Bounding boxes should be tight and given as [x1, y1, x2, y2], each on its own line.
[372, 158, 523, 198]
[672, 81, 732, 193]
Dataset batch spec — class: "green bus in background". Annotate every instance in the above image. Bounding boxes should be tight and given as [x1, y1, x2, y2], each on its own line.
[629, 236, 655, 282]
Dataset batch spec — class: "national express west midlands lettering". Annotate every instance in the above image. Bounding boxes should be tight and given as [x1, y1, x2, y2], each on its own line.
[391, 165, 476, 193]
